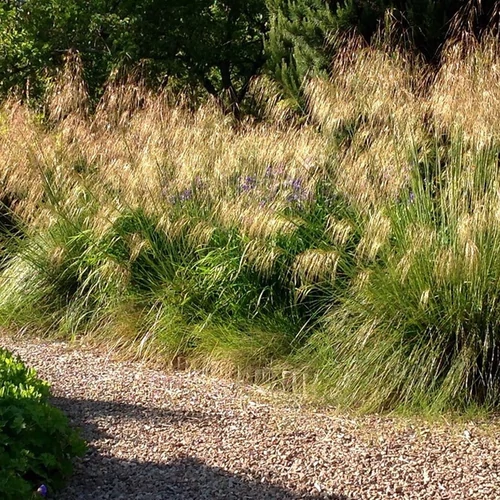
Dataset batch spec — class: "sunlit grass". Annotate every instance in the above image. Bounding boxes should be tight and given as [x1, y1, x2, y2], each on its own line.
[1, 35, 500, 414]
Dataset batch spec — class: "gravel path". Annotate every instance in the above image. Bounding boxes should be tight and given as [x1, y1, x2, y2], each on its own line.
[2, 335, 500, 500]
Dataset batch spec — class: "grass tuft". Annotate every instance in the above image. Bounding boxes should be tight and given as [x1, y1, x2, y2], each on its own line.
[1, 34, 500, 415]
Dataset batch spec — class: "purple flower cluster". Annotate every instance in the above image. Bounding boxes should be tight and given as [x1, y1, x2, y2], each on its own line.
[167, 177, 206, 205]
[240, 175, 257, 192]
[179, 188, 193, 202]
[238, 165, 313, 209]
[167, 188, 193, 205]
[37, 485, 48, 497]
[285, 177, 309, 204]
[265, 163, 285, 178]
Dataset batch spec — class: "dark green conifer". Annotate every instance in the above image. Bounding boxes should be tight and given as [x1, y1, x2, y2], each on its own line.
[265, 0, 337, 110]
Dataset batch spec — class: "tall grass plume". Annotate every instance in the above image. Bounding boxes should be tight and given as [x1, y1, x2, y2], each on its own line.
[1, 31, 500, 414]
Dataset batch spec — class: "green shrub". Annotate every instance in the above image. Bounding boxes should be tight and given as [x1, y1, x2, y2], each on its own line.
[0, 348, 86, 500]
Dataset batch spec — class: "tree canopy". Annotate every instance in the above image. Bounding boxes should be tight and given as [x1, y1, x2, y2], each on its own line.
[1, 0, 498, 109]
[1, 0, 268, 109]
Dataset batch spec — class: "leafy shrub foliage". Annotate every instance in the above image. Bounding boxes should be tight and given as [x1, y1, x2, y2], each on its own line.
[0, 348, 86, 499]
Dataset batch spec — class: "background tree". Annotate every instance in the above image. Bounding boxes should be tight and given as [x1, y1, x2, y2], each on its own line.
[264, 0, 500, 113]
[265, 0, 336, 111]
[1, 0, 499, 111]
[0, 0, 268, 109]
[0, 0, 41, 96]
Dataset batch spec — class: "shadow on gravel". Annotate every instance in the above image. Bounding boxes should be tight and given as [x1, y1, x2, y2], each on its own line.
[50, 396, 350, 500]
[50, 396, 211, 443]
[57, 454, 350, 500]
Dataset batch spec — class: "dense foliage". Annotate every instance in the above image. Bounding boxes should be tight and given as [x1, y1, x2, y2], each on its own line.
[0, 348, 86, 499]
[265, 0, 336, 111]
[1, 0, 499, 105]
[0, 0, 268, 108]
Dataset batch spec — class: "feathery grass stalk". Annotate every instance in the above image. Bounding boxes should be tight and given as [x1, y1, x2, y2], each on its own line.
[1, 33, 500, 414]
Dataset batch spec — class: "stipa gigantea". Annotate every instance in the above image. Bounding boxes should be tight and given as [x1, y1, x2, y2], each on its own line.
[292, 249, 340, 286]
[2, 33, 500, 412]
[232, 202, 299, 239]
[243, 239, 284, 280]
[356, 212, 391, 263]
[326, 217, 354, 247]
[430, 35, 500, 146]
[47, 50, 89, 123]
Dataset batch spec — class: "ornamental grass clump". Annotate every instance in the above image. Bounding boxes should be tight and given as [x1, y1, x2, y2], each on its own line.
[301, 35, 500, 412]
[302, 139, 500, 412]
[1, 31, 500, 413]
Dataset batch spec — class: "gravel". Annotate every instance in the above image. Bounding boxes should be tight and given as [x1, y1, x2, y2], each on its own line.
[2, 334, 500, 500]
